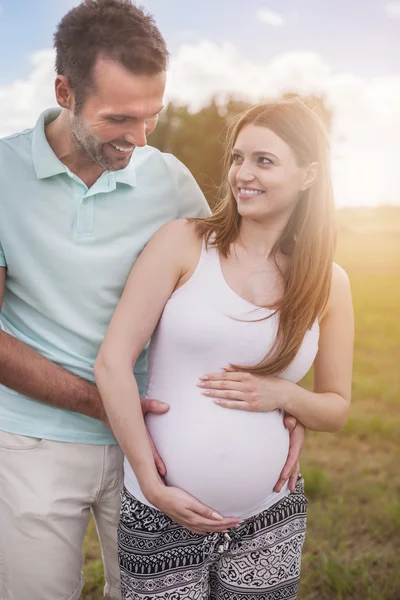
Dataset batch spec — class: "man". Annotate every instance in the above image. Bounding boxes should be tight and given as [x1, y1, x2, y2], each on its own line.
[0, 1, 304, 599]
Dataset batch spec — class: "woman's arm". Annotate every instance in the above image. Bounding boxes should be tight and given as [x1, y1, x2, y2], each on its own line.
[95, 221, 186, 491]
[198, 264, 354, 433]
[280, 264, 354, 431]
[95, 220, 241, 532]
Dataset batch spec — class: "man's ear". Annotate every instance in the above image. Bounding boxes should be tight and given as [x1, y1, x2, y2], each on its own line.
[300, 162, 318, 191]
[54, 75, 75, 110]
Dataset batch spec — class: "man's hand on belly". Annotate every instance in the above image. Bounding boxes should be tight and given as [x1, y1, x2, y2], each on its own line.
[141, 397, 170, 477]
[274, 415, 305, 493]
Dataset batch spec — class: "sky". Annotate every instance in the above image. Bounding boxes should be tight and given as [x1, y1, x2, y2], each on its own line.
[0, 0, 399, 206]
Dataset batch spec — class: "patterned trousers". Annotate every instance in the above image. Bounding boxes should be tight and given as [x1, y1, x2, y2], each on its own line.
[118, 477, 308, 600]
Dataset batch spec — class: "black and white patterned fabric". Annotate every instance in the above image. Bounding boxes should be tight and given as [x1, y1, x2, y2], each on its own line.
[118, 477, 308, 599]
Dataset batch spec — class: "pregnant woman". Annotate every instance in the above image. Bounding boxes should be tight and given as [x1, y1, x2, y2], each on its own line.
[95, 99, 354, 599]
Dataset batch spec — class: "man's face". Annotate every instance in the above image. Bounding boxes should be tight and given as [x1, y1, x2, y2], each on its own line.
[69, 58, 166, 171]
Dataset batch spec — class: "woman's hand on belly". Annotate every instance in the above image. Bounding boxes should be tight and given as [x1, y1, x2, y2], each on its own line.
[197, 369, 291, 412]
[146, 482, 242, 534]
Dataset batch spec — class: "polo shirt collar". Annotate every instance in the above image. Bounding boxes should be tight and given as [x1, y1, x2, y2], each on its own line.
[114, 163, 136, 187]
[31, 108, 136, 188]
[32, 109, 68, 180]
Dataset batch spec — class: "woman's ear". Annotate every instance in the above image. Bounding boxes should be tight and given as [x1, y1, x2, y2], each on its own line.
[300, 162, 318, 191]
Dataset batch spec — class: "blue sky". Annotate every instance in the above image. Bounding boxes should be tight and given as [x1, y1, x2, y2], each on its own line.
[0, 0, 398, 85]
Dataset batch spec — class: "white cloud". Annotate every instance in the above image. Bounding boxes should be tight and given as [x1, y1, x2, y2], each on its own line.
[0, 49, 55, 136]
[385, 2, 400, 18]
[1, 43, 399, 207]
[166, 43, 331, 110]
[257, 8, 285, 26]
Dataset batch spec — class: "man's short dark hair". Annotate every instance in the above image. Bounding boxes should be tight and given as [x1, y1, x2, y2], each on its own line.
[54, 0, 169, 106]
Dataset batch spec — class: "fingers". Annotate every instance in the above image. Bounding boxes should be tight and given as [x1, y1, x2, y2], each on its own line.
[147, 430, 167, 477]
[197, 379, 248, 392]
[142, 399, 169, 476]
[187, 520, 240, 533]
[274, 427, 303, 492]
[274, 469, 294, 493]
[273, 464, 299, 493]
[141, 397, 170, 415]
[283, 414, 297, 432]
[161, 490, 242, 533]
[187, 500, 242, 532]
[273, 449, 297, 493]
[280, 440, 300, 482]
[288, 422, 305, 456]
[273, 474, 286, 493]
[212, 399, 251, 410]
[199, 371, 250, 383]
[185, 514, 242, 533]
[201, 388, 249, 404]
[288, 461, 300, 492]
[190, 501, 224, 522]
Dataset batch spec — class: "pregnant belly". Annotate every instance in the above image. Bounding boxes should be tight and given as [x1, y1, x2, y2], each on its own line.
[146, 403, 290, 518]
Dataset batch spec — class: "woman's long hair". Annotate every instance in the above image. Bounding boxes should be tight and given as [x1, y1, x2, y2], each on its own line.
[192, 98, 336, 376]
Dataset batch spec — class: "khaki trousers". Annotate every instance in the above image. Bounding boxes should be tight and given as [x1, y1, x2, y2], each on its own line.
[0, 429, 123, 600]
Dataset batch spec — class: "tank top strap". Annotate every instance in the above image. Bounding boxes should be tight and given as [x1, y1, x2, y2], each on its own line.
[181, 234, 223, 293]
[198, 235, 224, 278]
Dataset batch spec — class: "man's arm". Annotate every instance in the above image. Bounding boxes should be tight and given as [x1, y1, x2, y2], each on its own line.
[0, 267, 106, 421]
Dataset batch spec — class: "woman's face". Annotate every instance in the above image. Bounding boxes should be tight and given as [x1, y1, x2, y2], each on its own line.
[228, 123, 314, 223]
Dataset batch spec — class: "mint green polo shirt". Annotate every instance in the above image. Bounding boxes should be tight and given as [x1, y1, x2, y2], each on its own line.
[0, 108, 210, 444]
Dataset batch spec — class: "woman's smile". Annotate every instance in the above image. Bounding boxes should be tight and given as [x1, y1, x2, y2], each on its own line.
[237, 186, 265, 200]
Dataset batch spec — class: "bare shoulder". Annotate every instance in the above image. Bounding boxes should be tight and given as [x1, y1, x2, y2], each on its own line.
[144, 219, 203, 279]
[150, 219, 201, 248]
[331, 262, 351, 292]
[320, 263, 352, 322]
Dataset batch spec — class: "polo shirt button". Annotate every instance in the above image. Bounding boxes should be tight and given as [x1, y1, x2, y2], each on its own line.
[82, 198, 88, 205]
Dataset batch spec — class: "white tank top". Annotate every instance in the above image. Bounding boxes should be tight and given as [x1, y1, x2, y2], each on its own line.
[124, 240, 320, 519]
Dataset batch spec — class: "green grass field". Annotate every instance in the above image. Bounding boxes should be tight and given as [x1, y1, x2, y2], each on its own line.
[82, 206, 400, 600]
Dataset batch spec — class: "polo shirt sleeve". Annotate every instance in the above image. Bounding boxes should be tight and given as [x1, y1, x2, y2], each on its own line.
[0, 242, 6, 268]
[168, 155, 211, 218]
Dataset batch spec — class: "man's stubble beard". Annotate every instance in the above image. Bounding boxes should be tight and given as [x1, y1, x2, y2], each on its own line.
[68, 111, 128, 172]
